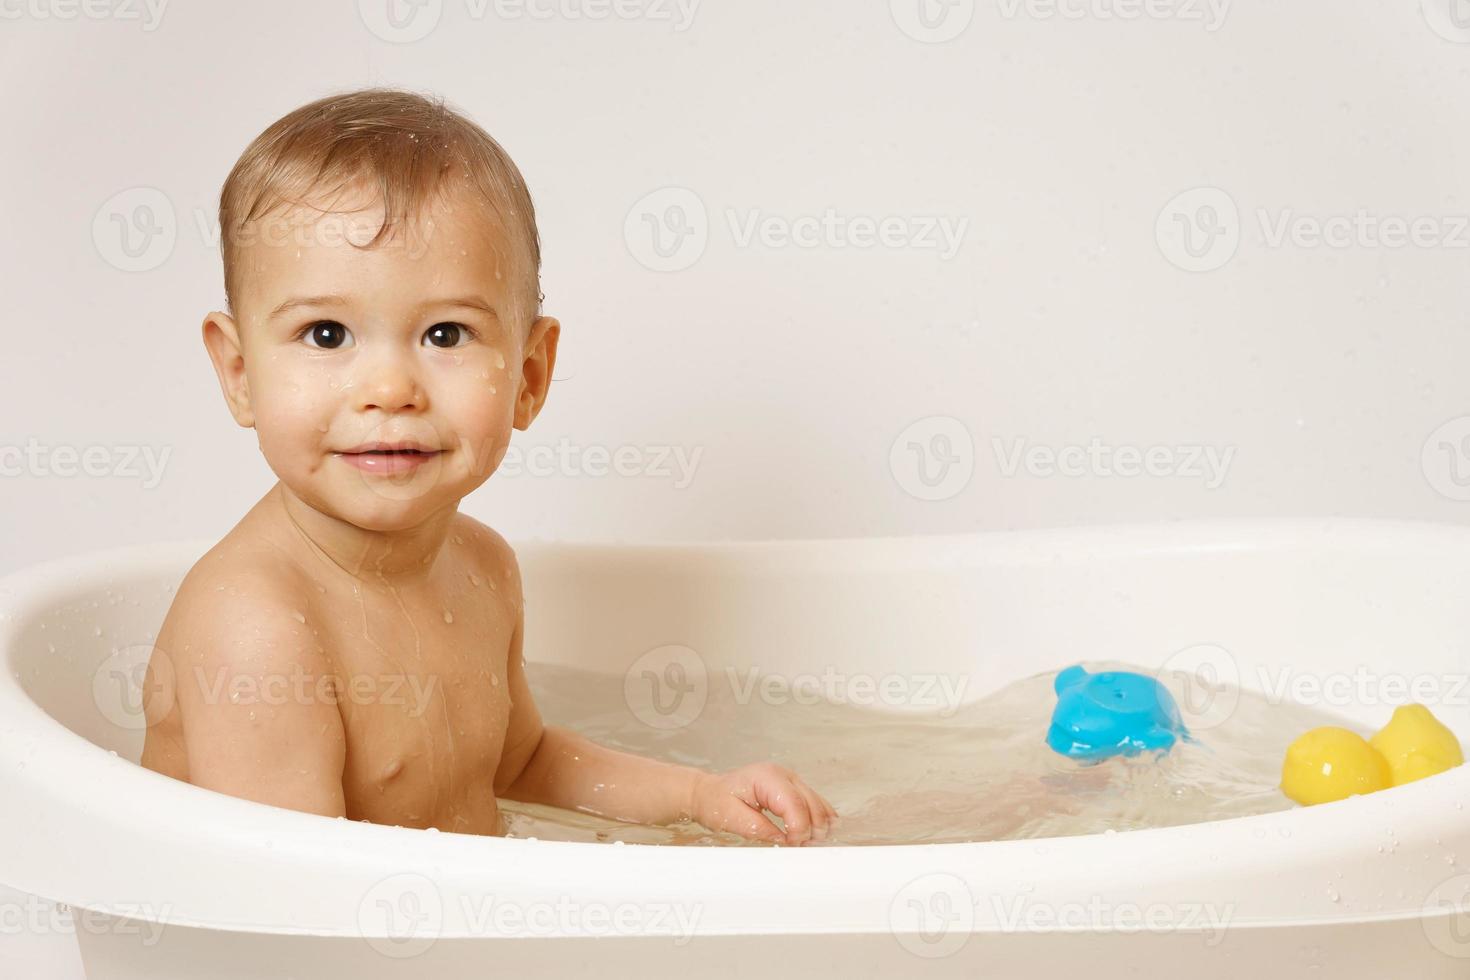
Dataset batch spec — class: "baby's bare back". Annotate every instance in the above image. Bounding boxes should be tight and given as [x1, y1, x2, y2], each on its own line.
[142, 497, 523, 834]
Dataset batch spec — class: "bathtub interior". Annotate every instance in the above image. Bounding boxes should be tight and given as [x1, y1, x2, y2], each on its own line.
[8, 523, 1470, 769]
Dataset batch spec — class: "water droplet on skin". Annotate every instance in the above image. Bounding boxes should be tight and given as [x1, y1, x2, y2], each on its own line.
[469, 574, 481, 587]
[488, 385, 496, 394]
[454, 536, 464, 545]
[494, 352, 506, 370]
[491, 673, 499, 686]
[443, 611, 454, 624]
[93, 627, 102, 637]
[293, 611, 307, 624]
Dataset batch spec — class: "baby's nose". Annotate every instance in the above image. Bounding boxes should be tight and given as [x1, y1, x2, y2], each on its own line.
[355, 358, 423, 413]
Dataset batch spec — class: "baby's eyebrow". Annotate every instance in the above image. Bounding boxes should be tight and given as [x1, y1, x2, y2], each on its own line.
[418, 296, 501, 320]
[263, 294, 500, 322]
[267, 294, 348, 321]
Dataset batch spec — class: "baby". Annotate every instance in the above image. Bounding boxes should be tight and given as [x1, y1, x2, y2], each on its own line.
[139, 88, 835, 846]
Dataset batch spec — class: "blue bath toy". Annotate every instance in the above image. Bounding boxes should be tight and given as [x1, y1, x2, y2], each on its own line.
[1046, 665, 1188, 760]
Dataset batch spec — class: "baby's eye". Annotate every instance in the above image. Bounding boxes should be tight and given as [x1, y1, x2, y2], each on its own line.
[301, 320, 353, 350]
[423, 322, 474, 349]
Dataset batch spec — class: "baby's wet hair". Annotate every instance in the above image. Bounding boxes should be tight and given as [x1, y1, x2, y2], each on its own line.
[218, 87, 543, 328]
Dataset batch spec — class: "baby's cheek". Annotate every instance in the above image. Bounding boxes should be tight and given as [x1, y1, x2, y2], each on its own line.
[441, 382, 509, 476]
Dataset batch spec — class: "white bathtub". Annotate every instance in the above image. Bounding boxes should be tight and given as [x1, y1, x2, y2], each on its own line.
[3, 520, 1470, 978]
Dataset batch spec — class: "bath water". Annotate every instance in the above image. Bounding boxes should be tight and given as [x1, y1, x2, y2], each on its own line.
[500, 662, 1347, 846]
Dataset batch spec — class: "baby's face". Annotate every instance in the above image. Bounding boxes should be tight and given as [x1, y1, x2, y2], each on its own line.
[205, 182, 556, 531]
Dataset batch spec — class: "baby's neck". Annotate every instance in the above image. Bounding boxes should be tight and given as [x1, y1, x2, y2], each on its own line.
[271, 482, 455, 587]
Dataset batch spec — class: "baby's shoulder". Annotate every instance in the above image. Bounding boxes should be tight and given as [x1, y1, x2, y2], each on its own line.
[451, 513, 522, 602]
[163, 541, 316, 652]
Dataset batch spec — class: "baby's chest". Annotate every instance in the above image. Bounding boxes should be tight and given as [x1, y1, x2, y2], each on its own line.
[323, 595, 515, 803]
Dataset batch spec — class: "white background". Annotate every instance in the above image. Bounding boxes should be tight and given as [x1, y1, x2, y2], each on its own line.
[1, 2, 1469, 974]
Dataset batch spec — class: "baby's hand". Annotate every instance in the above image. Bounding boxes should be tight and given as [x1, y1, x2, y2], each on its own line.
[688, 763, 837, 846]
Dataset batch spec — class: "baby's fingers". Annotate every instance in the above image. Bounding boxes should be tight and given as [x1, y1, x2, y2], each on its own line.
[794, 778, 837, 840]
[750, 769, 816, 845]
[716, 796, 787, 845]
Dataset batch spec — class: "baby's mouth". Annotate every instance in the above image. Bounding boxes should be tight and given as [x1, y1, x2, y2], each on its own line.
[338, 440, 443, 457]
[335, 441, 446, 474]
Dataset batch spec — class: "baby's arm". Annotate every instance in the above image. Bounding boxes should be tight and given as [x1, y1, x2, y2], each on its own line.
[170, 571, 347, 818]
[493, 609, 836, 845]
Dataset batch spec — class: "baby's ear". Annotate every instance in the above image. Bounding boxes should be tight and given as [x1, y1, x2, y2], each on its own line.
[202, 312, 255, 428]
[513, 315, 560, 431]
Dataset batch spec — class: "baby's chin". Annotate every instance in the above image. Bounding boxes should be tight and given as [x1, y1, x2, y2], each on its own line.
[284, 464, 469, 531]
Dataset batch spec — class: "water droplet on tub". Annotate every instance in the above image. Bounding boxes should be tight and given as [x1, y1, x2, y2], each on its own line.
[93, 627, 102, 637]
[1326, 888, 1340, 903]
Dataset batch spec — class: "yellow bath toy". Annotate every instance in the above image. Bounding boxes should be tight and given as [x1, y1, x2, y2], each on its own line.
[1369, 704, 1465, 786]
[1281, 704, 1463, 805]
[1281, 727, 1392, 805]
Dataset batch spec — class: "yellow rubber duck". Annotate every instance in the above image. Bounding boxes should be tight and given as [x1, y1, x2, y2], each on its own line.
[1369, 704, 1465, 787]
[1281, 705, 1464, 806]
[1281, 727, 1391, 805]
